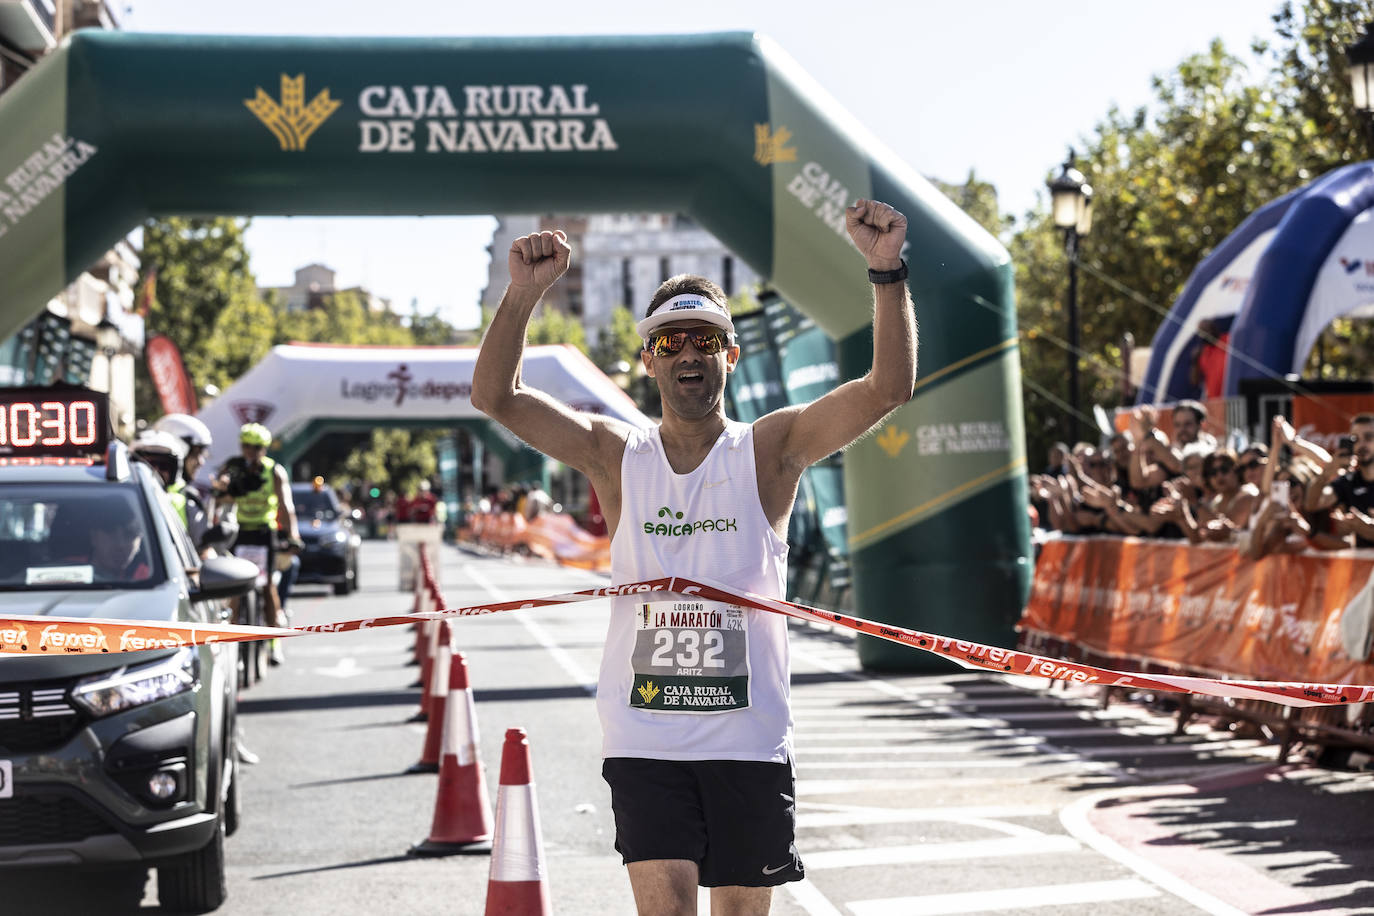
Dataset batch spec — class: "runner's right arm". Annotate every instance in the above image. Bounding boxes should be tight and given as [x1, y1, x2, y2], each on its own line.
[471, 229, 630, 485]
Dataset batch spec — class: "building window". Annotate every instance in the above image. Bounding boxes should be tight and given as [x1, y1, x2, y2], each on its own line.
[621, 259, 633, 310]
[659, 257, 671, 283]
[722, 256, 735, 296]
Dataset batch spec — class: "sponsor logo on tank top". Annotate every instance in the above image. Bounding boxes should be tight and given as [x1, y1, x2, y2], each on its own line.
[642, 505, 737, 537]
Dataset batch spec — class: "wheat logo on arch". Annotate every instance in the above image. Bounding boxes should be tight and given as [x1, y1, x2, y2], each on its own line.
[245, 74, 341, 151]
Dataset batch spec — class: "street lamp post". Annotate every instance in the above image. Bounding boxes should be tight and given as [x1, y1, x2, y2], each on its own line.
[1346, 25, 1374, 154]
[1047, 151, 1093, 443]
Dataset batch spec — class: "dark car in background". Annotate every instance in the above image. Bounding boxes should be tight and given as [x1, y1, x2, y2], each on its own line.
[291, 481, 361, 595]
[0, 394, 258, 913]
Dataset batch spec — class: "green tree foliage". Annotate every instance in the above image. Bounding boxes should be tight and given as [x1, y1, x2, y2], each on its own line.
[930, 171, 1012, 242]
[590, 306, 643, 375]
[275, 288, 411, 348]
[335, 428, 439, 500]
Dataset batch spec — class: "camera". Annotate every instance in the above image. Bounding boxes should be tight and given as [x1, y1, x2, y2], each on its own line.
[220, 458, 267, 498]
[1338, 434, 1358, 455]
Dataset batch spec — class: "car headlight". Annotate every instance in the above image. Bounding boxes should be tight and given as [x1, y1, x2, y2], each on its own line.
[71, 648, 199, 717]
[332, 530, 349, 544]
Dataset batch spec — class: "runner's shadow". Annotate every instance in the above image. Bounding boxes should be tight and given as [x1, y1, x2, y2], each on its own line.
[253, 854, 414, 880]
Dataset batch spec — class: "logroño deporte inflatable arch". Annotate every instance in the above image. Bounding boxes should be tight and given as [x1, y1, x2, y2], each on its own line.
[198, 342, 650, 479]
[0, 30, 1028, 670]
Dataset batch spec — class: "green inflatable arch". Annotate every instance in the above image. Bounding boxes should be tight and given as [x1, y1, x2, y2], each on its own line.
[0, 31, 1029, 669]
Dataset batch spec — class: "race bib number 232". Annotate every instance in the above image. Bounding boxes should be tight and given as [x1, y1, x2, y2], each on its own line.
[629, 600, 749, 713]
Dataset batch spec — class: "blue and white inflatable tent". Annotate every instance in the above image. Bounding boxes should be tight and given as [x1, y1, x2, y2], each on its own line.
[1139, 162, 1374, 402]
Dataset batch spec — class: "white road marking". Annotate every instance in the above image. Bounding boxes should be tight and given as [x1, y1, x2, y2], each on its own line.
[462, 563, 598, 695]
[312, 657, 368, 679]
[804, 835, 1082, 869]
[795, 717, 1007, 730]
[797, 777, 1053, 795]
[845, 878, 1159, 915]
[796, 804, 1050, 828]
[796, 755, 1111, 771]
[783, 877, 846, 916]
[799, 738, 1047, 755]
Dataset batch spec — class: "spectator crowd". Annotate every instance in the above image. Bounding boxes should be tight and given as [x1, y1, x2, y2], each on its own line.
[1030, 400, 1374, 560]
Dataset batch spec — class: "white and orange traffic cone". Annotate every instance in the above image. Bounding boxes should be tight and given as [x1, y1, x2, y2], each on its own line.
[410, 608, 444, 720]
[484, 728, 550, 915]
[408, 583, 430, 668]
[409, 624, 451, 772]
[409, 652, 493, 856]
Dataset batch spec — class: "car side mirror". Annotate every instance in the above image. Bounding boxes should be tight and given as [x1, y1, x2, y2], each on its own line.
[191, 555, 259, 602]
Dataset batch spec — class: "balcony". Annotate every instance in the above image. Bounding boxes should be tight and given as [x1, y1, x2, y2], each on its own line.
[0, 0, 56, 53]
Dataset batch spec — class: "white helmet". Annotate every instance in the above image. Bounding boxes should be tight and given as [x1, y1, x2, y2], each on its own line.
[154, 413, 213, 449]
[131, 429, 189, 482]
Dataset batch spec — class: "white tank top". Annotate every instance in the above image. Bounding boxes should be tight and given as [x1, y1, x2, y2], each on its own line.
[598, 420, 792, 763]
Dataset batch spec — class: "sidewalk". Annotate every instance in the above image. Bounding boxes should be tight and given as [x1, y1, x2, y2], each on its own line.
[1067, 762, 1374, 914]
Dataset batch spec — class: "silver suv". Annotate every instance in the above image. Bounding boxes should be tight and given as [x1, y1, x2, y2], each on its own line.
[0, 404, 256, 913]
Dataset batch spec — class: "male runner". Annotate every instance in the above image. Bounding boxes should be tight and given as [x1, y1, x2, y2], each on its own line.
[472, 199, 916, 916]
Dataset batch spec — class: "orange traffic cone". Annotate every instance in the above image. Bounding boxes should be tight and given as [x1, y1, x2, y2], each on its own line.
[409, 584, 430, 668]
[484, 729, 550, 915]
[409, 625, 451, 772]
[409, 652, 493, 856]
[410, 611, 444, 720]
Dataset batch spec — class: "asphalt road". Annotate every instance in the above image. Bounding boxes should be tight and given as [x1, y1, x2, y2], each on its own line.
[9, 540, 1374, 915]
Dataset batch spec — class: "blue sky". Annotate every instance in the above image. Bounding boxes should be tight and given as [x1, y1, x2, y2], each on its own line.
[122, 0, 1283, 329]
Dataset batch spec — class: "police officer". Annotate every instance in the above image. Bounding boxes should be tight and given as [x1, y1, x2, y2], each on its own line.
[130, 430, 208, 546]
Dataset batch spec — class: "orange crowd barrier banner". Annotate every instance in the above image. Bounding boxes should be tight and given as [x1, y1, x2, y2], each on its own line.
[461, 512, 611, 574]
[1021, 536, 1374, 685]
[1291, 393, 1374, 453]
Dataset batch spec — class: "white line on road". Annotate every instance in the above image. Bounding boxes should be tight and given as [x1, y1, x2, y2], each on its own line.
[845, 878, 1159, 915]
[804, 835, 1082, 869]
[795, 755, 1109, 771]
[462, 563, 598, 695]
[798, 738, 1047, 755]
[795, 717, 1007, 730]
[796, 777, 1050, 795]
[783, 878, 847, 916]
[796, 804, 1050, 828]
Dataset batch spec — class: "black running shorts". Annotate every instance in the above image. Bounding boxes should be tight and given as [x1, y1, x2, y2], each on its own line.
[601, 757, 804, 888]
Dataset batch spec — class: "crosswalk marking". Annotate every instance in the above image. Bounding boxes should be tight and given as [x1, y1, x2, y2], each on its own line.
[796, 805, 1051, 828]
[796, 755, 1112, 771]
[845, 878, 1160, 915]
[804, 835, 1082, 869]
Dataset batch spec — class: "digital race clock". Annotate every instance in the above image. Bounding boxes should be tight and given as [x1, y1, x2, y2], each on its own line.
[0, 386, 111, 459]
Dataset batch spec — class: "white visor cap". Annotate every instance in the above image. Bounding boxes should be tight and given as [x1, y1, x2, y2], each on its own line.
[636, 293, 735, 341]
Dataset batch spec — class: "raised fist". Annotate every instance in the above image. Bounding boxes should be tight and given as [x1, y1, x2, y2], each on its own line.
[509, 230, 571, 294]
[845, 199, 907, 270]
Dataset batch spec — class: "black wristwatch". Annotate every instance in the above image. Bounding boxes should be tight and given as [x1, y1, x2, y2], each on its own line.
[867, 259, 908, 285]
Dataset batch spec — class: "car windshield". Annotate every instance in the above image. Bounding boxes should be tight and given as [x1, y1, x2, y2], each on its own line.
[0, 484, 163, 590]
[293, 489, 339, 520]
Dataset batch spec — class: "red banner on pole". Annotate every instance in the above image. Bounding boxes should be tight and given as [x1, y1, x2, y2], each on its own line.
[145, 334, 197, 416]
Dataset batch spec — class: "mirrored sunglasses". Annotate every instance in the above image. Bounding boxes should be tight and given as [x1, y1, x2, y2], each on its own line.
[646, 329, 731, 358]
